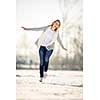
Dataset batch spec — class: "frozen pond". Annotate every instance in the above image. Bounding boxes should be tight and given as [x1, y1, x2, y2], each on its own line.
[16, 70, 83, 100]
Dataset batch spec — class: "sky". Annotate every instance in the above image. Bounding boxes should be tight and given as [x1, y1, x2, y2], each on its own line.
[16, 0, 62, 32]
[16, 0, 62, 24]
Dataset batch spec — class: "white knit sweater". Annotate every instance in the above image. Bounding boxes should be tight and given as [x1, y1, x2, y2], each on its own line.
[26, 26, 65, 50]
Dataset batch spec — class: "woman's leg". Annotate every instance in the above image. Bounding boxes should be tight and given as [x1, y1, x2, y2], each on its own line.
[44, 49, 53, 72]
[39, 46, 46, 78]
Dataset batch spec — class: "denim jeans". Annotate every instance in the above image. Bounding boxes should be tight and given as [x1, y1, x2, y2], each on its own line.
[39, 46, 53, 78]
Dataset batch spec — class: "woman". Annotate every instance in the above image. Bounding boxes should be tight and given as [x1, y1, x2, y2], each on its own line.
[21, 19, 67, 82]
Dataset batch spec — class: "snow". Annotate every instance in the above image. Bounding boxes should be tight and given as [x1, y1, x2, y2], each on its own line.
[16, 70, 83, 100]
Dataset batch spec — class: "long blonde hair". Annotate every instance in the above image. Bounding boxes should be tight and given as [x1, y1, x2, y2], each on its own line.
[48, 19, 61, 31]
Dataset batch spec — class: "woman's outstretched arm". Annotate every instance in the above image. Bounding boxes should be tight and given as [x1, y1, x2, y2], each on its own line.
[21, 25, 50, 31]
[57, 33, 67, 51]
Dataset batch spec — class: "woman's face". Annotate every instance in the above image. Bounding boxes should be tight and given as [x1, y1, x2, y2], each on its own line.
[52, 21, 60, 31]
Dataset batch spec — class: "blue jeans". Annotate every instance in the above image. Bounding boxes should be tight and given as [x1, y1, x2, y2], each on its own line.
[39, 46, 53, 78]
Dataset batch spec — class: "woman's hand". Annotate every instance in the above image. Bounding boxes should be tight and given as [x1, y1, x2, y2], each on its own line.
[63, 48, 67, 51]
[21, 26, 26, 30]
[63, 48, 72, 55]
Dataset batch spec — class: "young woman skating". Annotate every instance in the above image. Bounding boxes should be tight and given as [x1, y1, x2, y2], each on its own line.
[22, 19, 67, 82]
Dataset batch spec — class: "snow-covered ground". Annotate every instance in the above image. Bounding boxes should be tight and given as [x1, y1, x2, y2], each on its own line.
[16, 70, 83, 100]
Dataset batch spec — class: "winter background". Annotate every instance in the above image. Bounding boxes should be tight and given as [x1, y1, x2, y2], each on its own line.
[16, 0, 83, 100]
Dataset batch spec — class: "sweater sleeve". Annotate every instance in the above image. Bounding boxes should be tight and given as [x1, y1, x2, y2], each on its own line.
[57, 33, 65, 49]
[24, 25, 49, 31]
